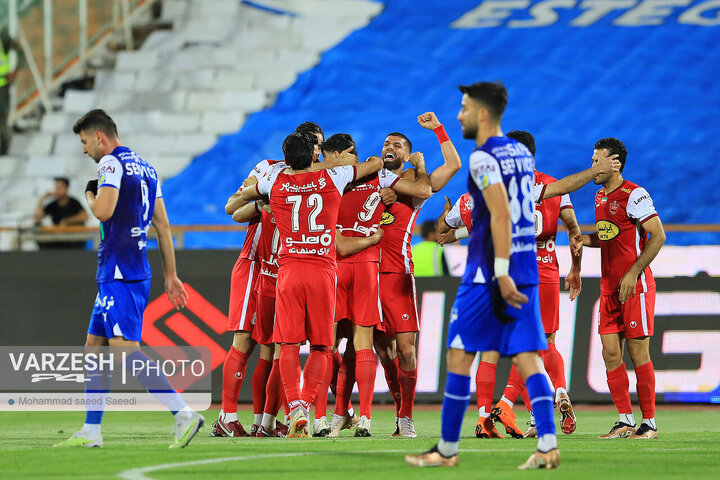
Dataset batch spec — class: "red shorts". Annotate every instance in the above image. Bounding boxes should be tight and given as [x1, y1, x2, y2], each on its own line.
[227, 257, 258, 332]
[335, 261, 382, 327]
[252, 291, 276, 345]
[379, 273, 419, 335]
[539, 282, 560, 334]
[273, 266, 336, 346]
[599, 286, 655, 338]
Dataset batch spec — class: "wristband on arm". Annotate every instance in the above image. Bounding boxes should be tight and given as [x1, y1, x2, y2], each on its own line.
[494, 257, 509, 277]
[433, 124, 450, 144]
[455, 226, 469, 240]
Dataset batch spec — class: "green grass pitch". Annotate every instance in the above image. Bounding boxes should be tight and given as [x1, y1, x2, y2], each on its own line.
[1, 406, 718, 479]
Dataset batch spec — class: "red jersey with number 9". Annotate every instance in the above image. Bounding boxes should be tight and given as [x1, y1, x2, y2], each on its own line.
[256, 165, 357, 270]
[534, 170, 573, 284]
[337, 169, 399, 263]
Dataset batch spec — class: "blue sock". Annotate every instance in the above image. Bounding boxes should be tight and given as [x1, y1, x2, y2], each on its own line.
[126, 351, 187, 415]
[526, 373, 557, 451]
[84, 365, 112, 425]
[438, 372, 471, 457]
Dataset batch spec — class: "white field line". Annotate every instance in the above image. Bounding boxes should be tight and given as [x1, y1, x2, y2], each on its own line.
[117, 447, 705, 480]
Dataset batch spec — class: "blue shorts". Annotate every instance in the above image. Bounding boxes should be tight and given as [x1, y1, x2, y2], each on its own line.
[447, 282, 546, 357]
[88, 280, 151, 342]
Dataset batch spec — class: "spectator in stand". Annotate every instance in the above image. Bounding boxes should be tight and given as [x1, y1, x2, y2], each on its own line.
[34, 177, 89, 249]
[412, 220, 449, 276]
[0, 27, 20, 155]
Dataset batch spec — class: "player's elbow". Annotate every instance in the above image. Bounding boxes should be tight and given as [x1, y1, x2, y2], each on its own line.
[224, 202, 235, 215]
[415, 184, 432, 200]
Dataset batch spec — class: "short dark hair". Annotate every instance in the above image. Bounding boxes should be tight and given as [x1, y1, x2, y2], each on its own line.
[386, 132, 412, 152]
[294, 122, 324, 143]
[506, 130, 536, 156]
[321, 133, 357, 156]
[594, 137, 627, 172]
[420, 220, 436, 239]
[458, 81, 508, 120]
[53, 177, 70, 187]
[72, 109, 118, 138]
[282, 132, 314, 170]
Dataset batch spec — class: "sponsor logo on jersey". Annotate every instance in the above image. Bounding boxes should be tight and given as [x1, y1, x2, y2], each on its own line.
[621, 188, 632, 193]
[380, 211, 395, 226]
[609, 201, 620, 215]
[596, 220, 620, 240]
[99, 173, 106, 184]
[634, 194, 649, 205]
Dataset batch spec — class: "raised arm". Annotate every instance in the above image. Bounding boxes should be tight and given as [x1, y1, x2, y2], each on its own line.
[542, 149, 620, 200]
[417, 112, 461, 192]
[618, 216, 666, 303]
[151, 197, 188, 310]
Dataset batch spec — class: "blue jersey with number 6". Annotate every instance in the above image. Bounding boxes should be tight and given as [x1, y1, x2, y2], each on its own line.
[464, 136, 538, 287]
[95, 146, 161, 283]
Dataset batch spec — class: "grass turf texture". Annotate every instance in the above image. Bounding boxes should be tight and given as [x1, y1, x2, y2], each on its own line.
[1, 406, 718, 479]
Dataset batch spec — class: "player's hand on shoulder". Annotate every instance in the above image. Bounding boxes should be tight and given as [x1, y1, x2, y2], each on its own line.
[497, 275, 528, 309]
[165, 275, 188, 310]
[408, 152, 425, 169]
[443, 196, 453, 214]
[379, 187, 397, 206]
[417, 112, 441, 130]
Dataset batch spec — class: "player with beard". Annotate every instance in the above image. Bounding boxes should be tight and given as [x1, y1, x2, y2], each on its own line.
[374, 112, 462, 437]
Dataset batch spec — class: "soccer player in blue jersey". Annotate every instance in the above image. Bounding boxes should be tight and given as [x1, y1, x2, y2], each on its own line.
[54, 109, 204, 449]
[405, 82, 559, 470]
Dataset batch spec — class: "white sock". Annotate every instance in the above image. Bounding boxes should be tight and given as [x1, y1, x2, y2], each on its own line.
[348, 407, 355, 417]
[555, 387, 567, 402]
[620, 413, 636, 426]
[537, 433, 557, 453]
[437, 438, 458, 457]
[222, 411, 238, 423]
[642, 417, 656, 429]
[478, 406, 490, 419]
[529, 411, 535, 425]
[500, 395, 514, 408]
[253, 413, 263, 426]
[81, 423, 101, 437]
[261, 413, 276, 431]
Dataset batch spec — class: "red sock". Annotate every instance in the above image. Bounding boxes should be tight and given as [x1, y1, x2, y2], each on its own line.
[397, 365, 417, 419]
[607, 363, 632, 414]
[334, 350, 356, 415]
[264, 359, 282, 415]
[329, 351, 343, 396]
[501, 364, 525, 405]
[356, 349, 377, 419]
[314, 353, 334, 418]
[281, 385, 290, 417]
[300, 346, 329, 405]
[383, 356, 402, 415]
[222, 346, 249, 413]
[475, 361, 497, 416]
[542, 343, 567, 390]
[634, 361, 655, 419]
[252, 358, 272, 418]
[279, 344, 302, 405]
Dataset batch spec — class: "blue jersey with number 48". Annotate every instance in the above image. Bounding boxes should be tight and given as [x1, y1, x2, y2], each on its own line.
[464, 136, 538, 287]
[95, 146, 161, 283]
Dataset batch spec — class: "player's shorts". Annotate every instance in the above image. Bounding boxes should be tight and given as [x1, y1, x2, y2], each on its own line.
[539, 282, 560, 335]
[599, 286, 655, 338]
[252, 291, 276, 345]
[88, 279, 151, 342]
[335, 261, 382, 327]
[227, 257, 258, 332]
[274, 266, 336, 346]
[379, 272, 419, 335]
[447, 282, 546, 356]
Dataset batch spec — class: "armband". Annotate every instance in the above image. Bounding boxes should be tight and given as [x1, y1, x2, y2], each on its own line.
[494, 257, 509, 278]
[433, 124, 450, 144]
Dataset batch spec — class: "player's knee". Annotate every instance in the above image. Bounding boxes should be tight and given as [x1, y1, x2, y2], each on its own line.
[601, 346, 622, 366]
[232, 332, 255, 353]
[397, 343, 415, 364]
[626, 340, 650, 365]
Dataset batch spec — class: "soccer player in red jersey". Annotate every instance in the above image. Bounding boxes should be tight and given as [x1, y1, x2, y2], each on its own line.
[374, 112, 462, 437]
[579, 137, 665, 439]
[241, 132, 383, 437]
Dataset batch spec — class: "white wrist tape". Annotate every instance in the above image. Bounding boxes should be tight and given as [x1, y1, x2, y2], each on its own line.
[494, 257, 510, 277]
[455, 226, 469, 240]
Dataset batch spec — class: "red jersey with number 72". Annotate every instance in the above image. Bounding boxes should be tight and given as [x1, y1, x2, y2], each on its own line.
[337, 169, 399, 263]
[594, 180, 658, 295]
[534, 170, 574, 284]
[256, 165, 357, 270]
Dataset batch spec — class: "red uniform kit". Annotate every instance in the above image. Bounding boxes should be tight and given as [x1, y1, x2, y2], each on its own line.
[378, 194, 427, 334]
[336, 169, 399, 327]
[256, 164, 358, 345]
[253, 207, 280, 345]
[595, 180, 658, 338]
[533, 171, 573, 334]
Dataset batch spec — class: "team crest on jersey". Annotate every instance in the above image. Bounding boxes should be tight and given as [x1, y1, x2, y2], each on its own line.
[380, 211, 395, 226]
[609, 201, 619, 215]
[596, 220, 620, 241]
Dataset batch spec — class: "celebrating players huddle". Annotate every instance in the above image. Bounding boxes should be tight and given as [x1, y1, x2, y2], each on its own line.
[61, 80, 665, 471]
